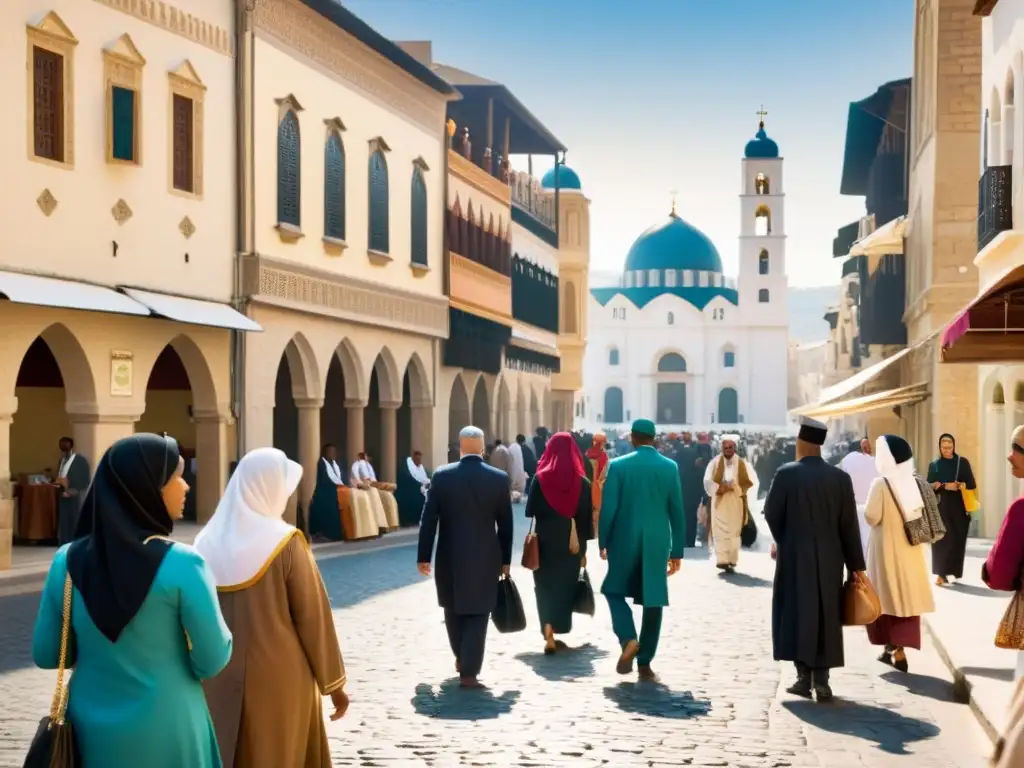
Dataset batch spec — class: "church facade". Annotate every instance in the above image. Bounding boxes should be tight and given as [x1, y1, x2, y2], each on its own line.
[577, 120, 790, 432]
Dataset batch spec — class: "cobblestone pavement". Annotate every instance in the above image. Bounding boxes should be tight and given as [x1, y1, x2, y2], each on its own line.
[0, 506, 994, 767]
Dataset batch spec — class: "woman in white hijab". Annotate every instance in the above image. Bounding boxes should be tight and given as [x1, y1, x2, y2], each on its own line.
[195, 448, 349, 768]
[862, 434, 935, 674]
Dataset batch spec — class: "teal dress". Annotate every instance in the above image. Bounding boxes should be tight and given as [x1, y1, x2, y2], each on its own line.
[33, 543, 233, 768]
[598, 445, 686, 607]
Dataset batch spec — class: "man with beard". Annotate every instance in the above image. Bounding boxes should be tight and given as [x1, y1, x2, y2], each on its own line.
[764, 416, 867, 702]
[703, 435, 758, 572]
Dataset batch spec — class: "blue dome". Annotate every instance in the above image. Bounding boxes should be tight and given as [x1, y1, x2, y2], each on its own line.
[745, 123, 779, 159]
[624, 212, 723, 273]
[541, 165, 582, 190]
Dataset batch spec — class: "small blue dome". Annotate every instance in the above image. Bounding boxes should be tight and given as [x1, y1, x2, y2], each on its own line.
[541, 165, 582, 190]
[745, 123, 779, 159]
[624, 212, 723, 273]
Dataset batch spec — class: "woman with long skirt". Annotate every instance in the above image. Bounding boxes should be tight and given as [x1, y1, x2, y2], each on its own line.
[525, 432, 593, 655]
[864, 435, 935, 674]
[927, 433, 976, 585]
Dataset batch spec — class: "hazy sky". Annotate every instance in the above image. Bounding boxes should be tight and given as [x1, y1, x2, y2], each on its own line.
[345, 0, 914, 288]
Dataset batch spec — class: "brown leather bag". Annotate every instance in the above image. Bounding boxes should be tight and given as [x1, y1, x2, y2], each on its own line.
[521, 516, 540, 570]
[842, 574, 882, 626]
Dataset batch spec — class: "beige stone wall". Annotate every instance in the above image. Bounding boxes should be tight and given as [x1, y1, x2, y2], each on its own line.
[438, 365, 551, 449]
[551, 189, 590, 417]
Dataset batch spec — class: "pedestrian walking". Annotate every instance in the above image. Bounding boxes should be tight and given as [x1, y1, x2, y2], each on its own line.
[32, 433, 232, 767]
[417, 426, 515, 688]
[703, 434, 759, 572]
[864, 435, 936, 674]
[764, 416, 867, 702]
[927, 433, 977, 585]
[599, 418, 686, 681]
[584, 432, 609, 531]
[982, 423, 1024, 681]
[195, 448, 349, 768]
[525, 432, 593, 654]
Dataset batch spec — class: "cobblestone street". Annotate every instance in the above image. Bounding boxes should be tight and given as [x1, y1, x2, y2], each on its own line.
[0, 506, 994, 766]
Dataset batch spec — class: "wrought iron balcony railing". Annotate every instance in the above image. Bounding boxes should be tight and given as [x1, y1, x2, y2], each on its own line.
[978, 165, 1012, 251]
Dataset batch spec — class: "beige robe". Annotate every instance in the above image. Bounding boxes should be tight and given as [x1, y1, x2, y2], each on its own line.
[340, 487, 378, 539]
[864, 478, 935, 617]
[703, 455, 758, 566]
[377, 488, 400, 530]
[203, 533, 346, 768]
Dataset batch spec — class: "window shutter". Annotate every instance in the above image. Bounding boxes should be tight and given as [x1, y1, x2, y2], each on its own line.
[277, 112, 301, 227]
[32, 47, 64, 162]
[410, 170, 428, 265]
[111, 86, 136, 162]
[172, 94, 194, 192]
[368, 150, 389, 252]
[324, 134, 346, 240]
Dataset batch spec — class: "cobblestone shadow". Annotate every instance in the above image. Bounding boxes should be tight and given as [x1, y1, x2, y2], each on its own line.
[718, 571, 773, 589]
[411, 680, 520, 721]
[783, 698, 941, 755]
[603, 681, 713, 719]
[514, 642, 609, 681]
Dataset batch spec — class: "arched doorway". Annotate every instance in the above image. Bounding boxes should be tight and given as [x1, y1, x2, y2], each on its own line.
[604, 386, 624, 424]
[137, 344, 197, 519]
[449, 375, 470, 449]
[471, 376, 491, 441]
[718, 387, 739, 424]
[273, 349, 300, 462]
[320, 352, 350, 467]
[12, 338, 72, 487]
[397, 353, 432, 469]
[366, 349, 400, 482]
[655, 352, 687, 424]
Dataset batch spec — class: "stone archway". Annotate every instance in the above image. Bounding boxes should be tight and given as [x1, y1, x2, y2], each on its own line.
[448, 374, 471, 454]
[321, 342, 362, 469]
[366, 347, 401, 482]
[529, 387, 541, 435]
[471, 375, 492, 442]
[397, 352, 434, 469]
[272, 332, 321, 525]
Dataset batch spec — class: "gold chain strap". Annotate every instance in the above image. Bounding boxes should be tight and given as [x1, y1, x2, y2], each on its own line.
[48, 574, 73, 725]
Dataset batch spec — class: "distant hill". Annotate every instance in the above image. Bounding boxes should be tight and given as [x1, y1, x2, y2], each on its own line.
[788, 286, 837, 344]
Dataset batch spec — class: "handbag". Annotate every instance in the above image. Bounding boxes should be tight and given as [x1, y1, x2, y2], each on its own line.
[996, 570, 1024, 650]
[572, 569, 595, 616]
[740, 510, 758, 549]
[957, 458, 981, 513]
[915, 476, 945, 544]
[842, 574, 882, 626]
[23, 574, 79, 768]
[883, 478, 928, 546]
[521, 516, 540, 571]
[491, 575, 527, 634]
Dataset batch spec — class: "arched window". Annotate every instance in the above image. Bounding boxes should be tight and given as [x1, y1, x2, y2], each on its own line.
[754, 205, 772, 236]
[758, 249, 769, 275]
[667, 311, 674, 325]
[324, 132, 345, 240]
[755, 173, 770, 195]
[368, 149, 389, 253]
[723, 349, 735, 368]
[604, 387, 624, 423]
[657, 353, 687, 372]
[277, 111, 301, 227]
[410, 167, 427, 266]
[758, 289, 770, 303]
[718, 388, 739, 423]
[609, 347, 620, 366]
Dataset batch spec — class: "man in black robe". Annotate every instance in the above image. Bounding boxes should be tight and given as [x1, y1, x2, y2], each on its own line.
[55, 436, 90, 545]
[764, 416, 866, 702]
[672, 432, 701, 548]
[417, 425, 514, 688]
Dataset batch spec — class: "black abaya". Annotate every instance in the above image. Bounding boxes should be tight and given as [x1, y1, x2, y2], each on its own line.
[927, 454, 976, 579]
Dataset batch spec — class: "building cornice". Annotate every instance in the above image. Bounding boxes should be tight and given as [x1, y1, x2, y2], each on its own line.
[254, 0, 446, 134]
[91, 0, 233, 57]
[242, 254, 449, 339]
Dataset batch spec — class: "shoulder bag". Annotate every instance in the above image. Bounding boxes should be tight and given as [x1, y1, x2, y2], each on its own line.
[956, 457, 981, 514]
[883, 478, 928, 546]
[23, 574, 79, 768]
[521, 516, 540, 570]
[915, 475, 946, 544]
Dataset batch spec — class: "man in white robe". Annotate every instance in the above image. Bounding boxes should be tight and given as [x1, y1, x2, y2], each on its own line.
[838, 438, 878, 562]
[703, 435, 759, 572]
[323, 449, 377, 539]
[506, 439, 527, 498]
[352, 452, 398, 531]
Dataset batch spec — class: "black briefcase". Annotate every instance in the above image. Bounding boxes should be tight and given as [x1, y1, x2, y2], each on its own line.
[491, 575, 527, 633]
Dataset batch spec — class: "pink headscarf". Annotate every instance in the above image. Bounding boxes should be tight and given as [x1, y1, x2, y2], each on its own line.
[534, 432, 585, 518]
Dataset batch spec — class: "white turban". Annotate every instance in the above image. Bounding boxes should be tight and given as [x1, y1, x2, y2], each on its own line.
[721, 434, 740, 446]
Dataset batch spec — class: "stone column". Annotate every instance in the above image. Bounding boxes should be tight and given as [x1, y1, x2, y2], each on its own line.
[294, 398, 323, 528]
[345, 400, 366, 467]
[192, 409, 230, 524]
[380, 402, 399, 483]
[412, 404, 436, 468]
[0, 396, 15, 570]
[69, 413, 137, 471]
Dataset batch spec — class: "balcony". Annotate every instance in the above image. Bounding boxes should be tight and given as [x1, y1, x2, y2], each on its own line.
[978, 165, 1012, 252]
[446, 204, 512, 276]
[443, 307, 511, 376]
[509, 171, 558, 247]
[511, 256, 559, 333]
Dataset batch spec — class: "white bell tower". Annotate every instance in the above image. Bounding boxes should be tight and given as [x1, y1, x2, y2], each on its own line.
[738, 109, 788, 328]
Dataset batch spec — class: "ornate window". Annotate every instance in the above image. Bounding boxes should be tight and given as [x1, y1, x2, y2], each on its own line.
[410, 160, 428, 266]
[27, 12, 77, 168]
[368, 139, 391, 255]
[759, 249, 770, 275]
[324, 126, 346, 243]
[169, 61, 205, 197]
[103, 35, 144, 166]
[277, 104, 302, 230]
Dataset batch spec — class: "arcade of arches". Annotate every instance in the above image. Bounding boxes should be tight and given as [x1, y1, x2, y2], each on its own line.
[442, 368, 549, 451]
[0, 305, 232, 567]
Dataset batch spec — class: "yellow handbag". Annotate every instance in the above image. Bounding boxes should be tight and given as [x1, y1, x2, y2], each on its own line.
[956, 457, 981, 513]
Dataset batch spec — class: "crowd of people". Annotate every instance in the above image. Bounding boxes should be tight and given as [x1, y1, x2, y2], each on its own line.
[23, 410, 1024, 766]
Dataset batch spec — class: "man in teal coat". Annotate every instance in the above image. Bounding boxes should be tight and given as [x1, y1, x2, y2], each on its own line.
[599, 418, 686, 680]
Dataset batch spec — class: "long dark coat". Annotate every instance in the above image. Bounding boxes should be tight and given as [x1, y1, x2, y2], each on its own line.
[416, 455, 514, 615]
[764, 456, 865, 669]
[57, 455, 90, 545]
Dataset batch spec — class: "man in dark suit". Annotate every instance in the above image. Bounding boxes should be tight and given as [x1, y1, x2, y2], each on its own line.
[417, 425, 514, 688]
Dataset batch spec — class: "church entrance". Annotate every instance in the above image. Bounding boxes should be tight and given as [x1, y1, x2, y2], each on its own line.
[656, 382, 686, 424]
[718, 387, 739, 424]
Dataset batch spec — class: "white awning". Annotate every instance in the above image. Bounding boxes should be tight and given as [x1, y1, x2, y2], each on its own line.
[0, 270, 150, 316]
[850, 215, 908, 258]
[121, 288, 263, 332]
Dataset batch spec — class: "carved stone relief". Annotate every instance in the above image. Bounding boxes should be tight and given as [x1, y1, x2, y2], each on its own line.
[111, 199, 133, 225]
[37, 189, 58, 217]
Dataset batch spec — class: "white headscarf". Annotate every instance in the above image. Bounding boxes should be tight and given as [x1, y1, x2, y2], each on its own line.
[194, 447, 303, 589]
[874, 435, 924, 521]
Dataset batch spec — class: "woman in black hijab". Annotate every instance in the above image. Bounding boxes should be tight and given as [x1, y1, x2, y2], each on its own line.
[927, 433, 977, 585]
[32, 434, 232, 768]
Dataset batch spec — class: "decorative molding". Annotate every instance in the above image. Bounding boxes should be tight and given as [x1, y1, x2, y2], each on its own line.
[103, 33, 146, 66]
[169, 60, 206, 90]
[324, 116, 346, 133]
[36, 189, 58, 217]
[90, 0, 233, 57]
[367, 249, 392, 266]
[168, 60, 206, 199]
[412, 155, 430, 172]
[103, 35, 145, 167]
[242, 254, 449, 339]
[368, 136, 391, 153]
[448, 150, 510, 207]
[26, 12, 78, 171]
[253, 0, 446, 133]
[275, 93, 304, 114]
[111, 198, 133, 225]
[322, 236, 347, 255]
[179, 216, 196, 239]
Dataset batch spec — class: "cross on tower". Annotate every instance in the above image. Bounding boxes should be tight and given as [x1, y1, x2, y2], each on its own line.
[756, 106, 768, 127]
